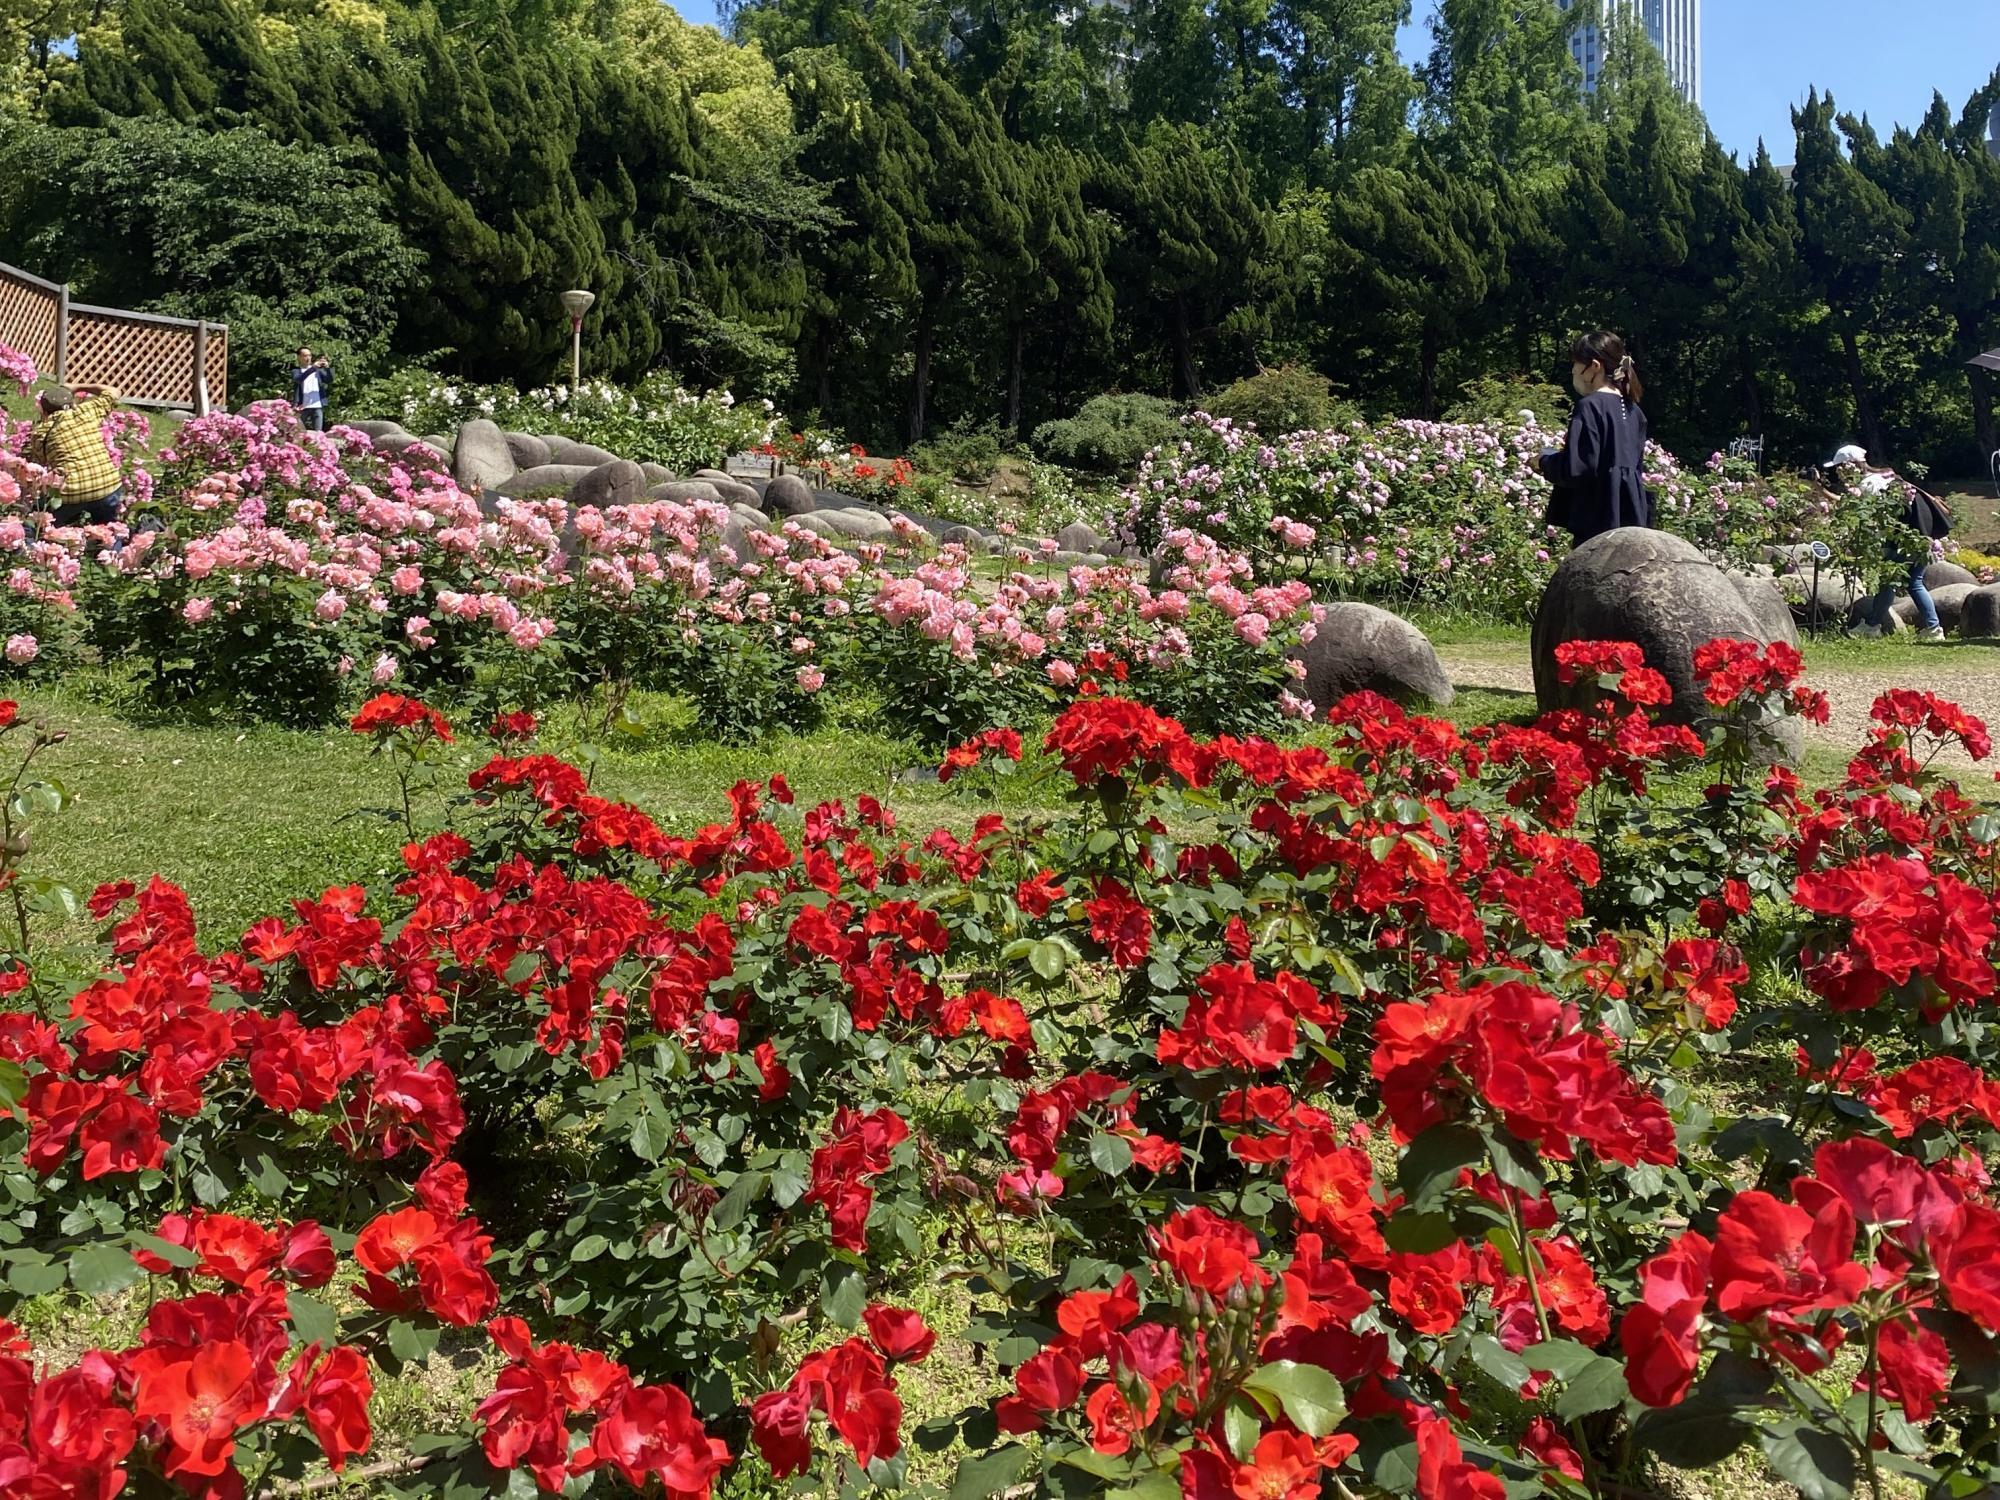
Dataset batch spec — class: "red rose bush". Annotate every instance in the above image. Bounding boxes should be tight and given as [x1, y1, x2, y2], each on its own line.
[1, 641, 1999, 1496]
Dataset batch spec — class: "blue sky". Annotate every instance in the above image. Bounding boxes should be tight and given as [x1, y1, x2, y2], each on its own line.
[663, 0, 2000, 163]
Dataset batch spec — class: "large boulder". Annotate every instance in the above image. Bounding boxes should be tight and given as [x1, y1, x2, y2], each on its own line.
[1728, 573, 1801, 650]
[703, 477, 763, 508]
[340, 418, 408, 440]
[1892, 581, 1977, 633]
[570, 459, 648, 510]
[648, 480, 723, 506]
[1533, 527, 1799, 761]
[813, 508, 896, 542]
[1289, 602, 1455, 712]
[504, 432, 552, 470]
[765, 474, 818, 518]
[942, 524, 984, 549]
[1055, 521, 1101, 554]
[1961, 586, 2000, 639]
[498, 463, 597, 500]
[729, 504, 772, 531]
[547, 438, 622, 469]
[378, 433, 449, 466]
[453, 419, 515, 494]
[1928, 559, 1978, 590]
[641, 462, 676, 486]
[420, 433, 455, 460]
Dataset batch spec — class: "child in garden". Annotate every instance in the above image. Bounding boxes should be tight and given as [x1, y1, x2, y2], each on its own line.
[1538, 330, 1652, 545]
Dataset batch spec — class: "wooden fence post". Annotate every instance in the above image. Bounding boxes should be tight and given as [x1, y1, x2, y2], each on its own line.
[52, 284, 68, 386]
[192, 321, 209, 416]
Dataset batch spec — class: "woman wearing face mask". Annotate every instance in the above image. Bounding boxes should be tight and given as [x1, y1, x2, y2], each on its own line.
[1539, 331, 1652, 547]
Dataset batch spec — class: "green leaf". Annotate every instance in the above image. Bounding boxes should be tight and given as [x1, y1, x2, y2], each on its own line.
[1221, 1398, 1261, 1462]
[1396, 1124, 1484, 1211]
[1465, 1334, 1529, 1393]
[0, 1058, 24, 1113]
[1630, 1403, 1752, 1469]
[571, 1234, 610, 1262]
[769, 1153, 810, 1208]
[630, 1110, 670, 1163]
[1107, 1472, 1179, 1500]
[70, 1244, 143, 1296]
[288, 1292, 340, 1347]
[388, 1318, 440, 1363]
[7, 1254, 68, 1296]
[1552, 1354, 1629, 1420]
[1029, 941, 1067, 982]
[822, 1266, 867, 1329]
[1478, 1125, 1544, 1197]
[1241, 1360, 1347, 1437]
[1088, 1132, 1134, 1176]
[1380, 1209, 1458, 1254]
[1760, 1423, 1856, 1500]
[949, 1445, 1035, 1500]
[130, 1232, 199, 1270]
[711, 1172, 766, 1233]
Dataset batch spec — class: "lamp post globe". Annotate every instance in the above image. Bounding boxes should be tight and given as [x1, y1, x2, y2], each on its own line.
[561, 289, 596, 389]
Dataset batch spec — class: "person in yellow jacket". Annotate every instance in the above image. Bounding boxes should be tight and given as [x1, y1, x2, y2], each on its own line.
[25, 384, 125, 525]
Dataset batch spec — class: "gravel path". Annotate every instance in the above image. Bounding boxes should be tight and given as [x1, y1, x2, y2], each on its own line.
[1437, 643, 2000, 774]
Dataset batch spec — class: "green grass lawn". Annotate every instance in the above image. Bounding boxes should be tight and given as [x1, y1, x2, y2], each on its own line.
[11, 677, 1082, 950]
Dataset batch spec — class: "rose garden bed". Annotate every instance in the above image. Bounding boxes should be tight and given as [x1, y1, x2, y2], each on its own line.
[2, 637, 1999, 1498]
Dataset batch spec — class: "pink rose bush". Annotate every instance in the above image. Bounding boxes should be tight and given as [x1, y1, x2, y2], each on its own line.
[1122, 412, 1871, 621]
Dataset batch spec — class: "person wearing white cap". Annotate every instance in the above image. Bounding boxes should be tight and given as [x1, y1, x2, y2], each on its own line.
[1825, 445, 1950, 641]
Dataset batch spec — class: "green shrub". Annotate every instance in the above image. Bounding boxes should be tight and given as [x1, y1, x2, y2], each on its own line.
[909, 419, 1004, 484]
[1443, 374, 1572, 429]
[1204, 365, 1357, 435]
[1031, 393, 1182, 475]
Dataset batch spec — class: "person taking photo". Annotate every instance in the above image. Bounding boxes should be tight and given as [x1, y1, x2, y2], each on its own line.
[24, 383, 125, 526]
[1539, 331, 1652, 546]
[291, 347, 332, 431]
[1828, 444, 1953, 642]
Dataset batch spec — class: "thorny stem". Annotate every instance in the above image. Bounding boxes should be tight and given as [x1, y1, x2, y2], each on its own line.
[1862, 1319, 1884, 1500]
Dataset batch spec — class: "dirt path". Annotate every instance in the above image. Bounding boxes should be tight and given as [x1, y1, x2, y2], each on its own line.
[1437, 641, 2000, 774]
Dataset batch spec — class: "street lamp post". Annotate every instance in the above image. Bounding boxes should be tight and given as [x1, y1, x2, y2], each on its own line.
[560, 289, 596, 390]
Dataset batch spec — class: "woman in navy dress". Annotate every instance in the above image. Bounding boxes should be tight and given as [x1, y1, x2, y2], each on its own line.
[1539, 331, 1652, 546]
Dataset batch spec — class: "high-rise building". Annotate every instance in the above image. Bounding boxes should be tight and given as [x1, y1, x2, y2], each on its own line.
[1557, 0, 1701, 107]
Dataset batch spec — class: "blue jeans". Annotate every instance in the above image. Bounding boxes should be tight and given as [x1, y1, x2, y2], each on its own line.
[302, 405, 326, 431]
[1870, 558, 1939, 632]
[52, 487, 122, 527]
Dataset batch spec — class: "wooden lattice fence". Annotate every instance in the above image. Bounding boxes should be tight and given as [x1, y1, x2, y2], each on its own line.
[0, 259, 226, 413]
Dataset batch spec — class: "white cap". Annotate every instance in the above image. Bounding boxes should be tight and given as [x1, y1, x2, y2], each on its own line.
[1823, 443, 1868, 467]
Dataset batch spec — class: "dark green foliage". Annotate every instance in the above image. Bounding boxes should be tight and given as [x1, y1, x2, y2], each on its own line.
[1443, 375, 1570, 428]
[3, 0, 1997, 473]
[1207, 364, 1357, 434]
[0, 117, 418, 387]
[1032, 394, 1184, 475]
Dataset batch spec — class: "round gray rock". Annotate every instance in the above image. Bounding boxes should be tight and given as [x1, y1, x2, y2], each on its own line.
[694, 468, 735, 483]
[729, 503, 772, 530]
[942, 525, 984, 548]
[1728, 573, 1801, 650]
[1290, 602, 1455, 712]
[453, 419, 516, 494]
[1961, 586, 2000, 639]
[504, 432, 552, 470]
[814, 508, 896, 542]
[641, 462, 676, 486]
[342, 418, 410, 441]
[547, 438, 622, 469]
[421, 433, 455, 460]
[1055, 521, 1101, 554]
[703, 477, 762, 508]
[570, 459, 649, 510]
[498, 463, 598, 500]
[1927, 559, 1978, 590]
[1533, 527, 1799, 761]
[648, 480, 723, 506]
[1892, 581, 1977, 632]
[765, 474, 818, 518]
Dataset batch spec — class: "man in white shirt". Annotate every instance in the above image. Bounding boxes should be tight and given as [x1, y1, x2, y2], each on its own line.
[290, 347, 332, 431]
